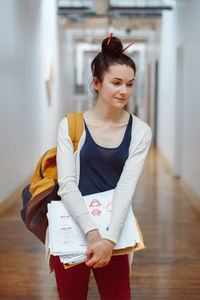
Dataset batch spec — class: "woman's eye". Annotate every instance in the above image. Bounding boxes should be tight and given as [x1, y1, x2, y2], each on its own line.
[113, 82, 120, 85]
[128, 84, 134, 87]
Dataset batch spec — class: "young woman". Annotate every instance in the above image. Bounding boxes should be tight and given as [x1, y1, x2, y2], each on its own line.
[51, 35, 152, 300]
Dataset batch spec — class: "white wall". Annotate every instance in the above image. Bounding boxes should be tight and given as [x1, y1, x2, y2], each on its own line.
[157, 10, 176, 166]
[0, 0, 60, 203]
[157, 0, 200, 198]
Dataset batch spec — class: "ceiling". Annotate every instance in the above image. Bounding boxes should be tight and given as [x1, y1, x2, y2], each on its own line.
[57, 0, 175, 17]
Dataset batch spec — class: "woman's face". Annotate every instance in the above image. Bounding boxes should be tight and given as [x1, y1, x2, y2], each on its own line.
[93, 64, 135, 109]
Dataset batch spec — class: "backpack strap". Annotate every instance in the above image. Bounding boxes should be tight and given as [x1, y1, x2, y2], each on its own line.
[66, 113, 83, 152]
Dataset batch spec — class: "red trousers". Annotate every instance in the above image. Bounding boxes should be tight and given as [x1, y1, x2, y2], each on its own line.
[52, 254, 131, 300]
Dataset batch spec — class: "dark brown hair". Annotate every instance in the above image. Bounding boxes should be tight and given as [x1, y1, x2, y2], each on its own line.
[91, 36, 136, 82]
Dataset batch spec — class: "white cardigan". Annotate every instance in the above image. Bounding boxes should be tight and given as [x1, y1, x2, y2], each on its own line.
[55, 113, 152, 245]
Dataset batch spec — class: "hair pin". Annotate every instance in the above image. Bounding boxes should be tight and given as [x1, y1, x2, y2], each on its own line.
[122, 41, 135, 52]
[107, 32, 113, 45]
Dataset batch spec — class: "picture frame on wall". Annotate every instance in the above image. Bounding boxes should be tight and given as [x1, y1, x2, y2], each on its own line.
[45, 52, 54, 106]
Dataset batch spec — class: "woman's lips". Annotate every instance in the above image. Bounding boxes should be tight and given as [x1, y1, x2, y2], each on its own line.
[115, 97, 126, 101]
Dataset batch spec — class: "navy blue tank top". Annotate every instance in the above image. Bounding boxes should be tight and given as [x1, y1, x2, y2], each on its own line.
[78, 114, 132, 196]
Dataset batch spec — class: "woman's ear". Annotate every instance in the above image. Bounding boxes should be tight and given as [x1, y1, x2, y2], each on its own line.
[93, 77, 101, 91]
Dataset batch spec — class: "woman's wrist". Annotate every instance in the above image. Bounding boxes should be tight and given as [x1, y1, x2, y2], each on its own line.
[102, 238, 116, 249]
[86, 229, 101, 241]
[86, 229, 99, 237]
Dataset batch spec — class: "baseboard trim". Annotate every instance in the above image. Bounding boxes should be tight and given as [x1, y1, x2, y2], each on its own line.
[180, 179, 200, 213]
[0, 175, 32, 214]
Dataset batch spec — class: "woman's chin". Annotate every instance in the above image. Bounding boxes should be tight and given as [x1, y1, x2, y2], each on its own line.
[112, 102, 127, 109]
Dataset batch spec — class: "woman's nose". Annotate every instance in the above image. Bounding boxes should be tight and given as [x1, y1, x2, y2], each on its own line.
[120, 84, 127, 94]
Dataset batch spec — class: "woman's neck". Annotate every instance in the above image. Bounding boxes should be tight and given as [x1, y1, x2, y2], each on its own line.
[88, 101, 128, 124]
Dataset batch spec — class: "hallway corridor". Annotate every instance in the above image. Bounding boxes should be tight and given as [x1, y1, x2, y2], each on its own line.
[0, 148, 199, 300]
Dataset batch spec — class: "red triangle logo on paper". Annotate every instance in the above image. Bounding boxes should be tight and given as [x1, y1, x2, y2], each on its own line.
[89, 199, 101, 207]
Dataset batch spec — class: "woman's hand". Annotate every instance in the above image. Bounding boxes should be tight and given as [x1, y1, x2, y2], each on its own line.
[85, 230, 115, 268]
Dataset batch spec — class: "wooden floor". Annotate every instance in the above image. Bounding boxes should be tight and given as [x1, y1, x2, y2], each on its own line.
[0, 148, 200, 300]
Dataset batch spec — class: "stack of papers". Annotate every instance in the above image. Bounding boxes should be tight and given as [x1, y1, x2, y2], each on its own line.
[47, 189, 141, 265]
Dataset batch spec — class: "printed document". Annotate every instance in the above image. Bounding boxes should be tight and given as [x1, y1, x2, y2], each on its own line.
[47, 189, 141, 264]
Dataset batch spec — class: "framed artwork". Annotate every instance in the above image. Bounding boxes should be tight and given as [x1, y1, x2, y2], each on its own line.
[45, 52, 54, 106]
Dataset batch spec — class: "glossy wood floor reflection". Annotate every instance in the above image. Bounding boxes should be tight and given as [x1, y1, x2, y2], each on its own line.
[0, 148, 200, 300]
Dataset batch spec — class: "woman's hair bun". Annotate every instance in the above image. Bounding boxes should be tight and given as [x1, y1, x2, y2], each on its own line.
[101, 36, 123, 57]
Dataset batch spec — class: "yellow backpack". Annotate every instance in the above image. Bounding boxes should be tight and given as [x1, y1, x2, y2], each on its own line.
[21, 113, 83, 243]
